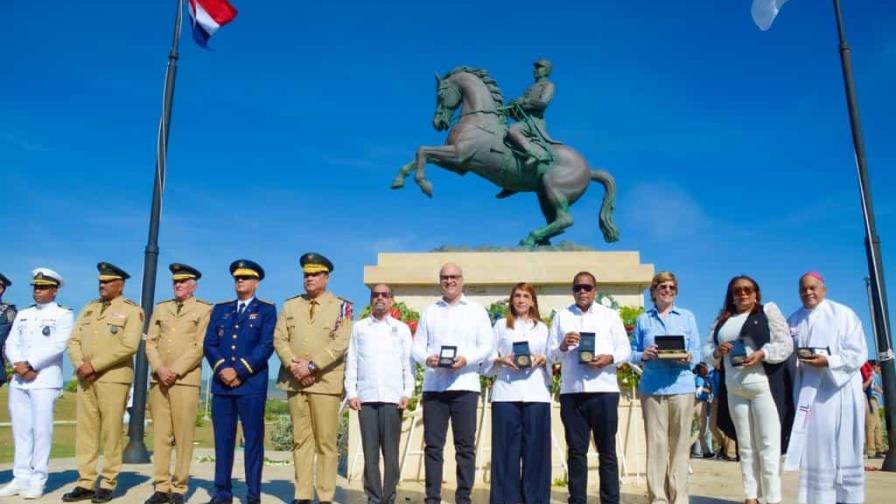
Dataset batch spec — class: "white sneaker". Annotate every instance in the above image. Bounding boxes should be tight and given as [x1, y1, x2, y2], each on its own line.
[21, 485, 44, 499]
[0, 481, 25, 497]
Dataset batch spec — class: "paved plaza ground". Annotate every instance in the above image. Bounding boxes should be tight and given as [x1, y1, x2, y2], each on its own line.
[0, 449, 893, 503]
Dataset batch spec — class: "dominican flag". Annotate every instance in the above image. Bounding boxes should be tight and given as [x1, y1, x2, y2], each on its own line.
[187, 0, 238, 47]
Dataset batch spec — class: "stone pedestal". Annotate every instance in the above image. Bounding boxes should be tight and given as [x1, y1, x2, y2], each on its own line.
[363, 250, 654, 315]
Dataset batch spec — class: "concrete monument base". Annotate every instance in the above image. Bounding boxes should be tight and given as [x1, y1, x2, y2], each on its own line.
[363, 250, 655, 315]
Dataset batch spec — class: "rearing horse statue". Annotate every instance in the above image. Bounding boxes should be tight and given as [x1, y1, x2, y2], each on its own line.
[390, 66, 619, 247]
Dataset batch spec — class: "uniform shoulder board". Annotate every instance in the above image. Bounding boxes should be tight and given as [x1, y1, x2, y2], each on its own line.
[160, 298, 176, 304]
[59, 305, 72, 311]
[214, 300, 233, 307]
[195, 298, 213, 306]
[256, 298, 275, 306]
[124, 299, 139, 307]
[286, 294, 304, 302]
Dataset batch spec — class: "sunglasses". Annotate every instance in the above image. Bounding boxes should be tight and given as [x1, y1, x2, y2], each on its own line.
[234, 275, 255, 281]
[572, 284, 595, 293]
[656, 284, 677, 292]
[732, 286, 756, 296]
[371, 291, 392, 299]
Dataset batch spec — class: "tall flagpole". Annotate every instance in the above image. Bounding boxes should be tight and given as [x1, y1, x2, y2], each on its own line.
[832, 0, 896, 472]
[123, 0, 185, 463]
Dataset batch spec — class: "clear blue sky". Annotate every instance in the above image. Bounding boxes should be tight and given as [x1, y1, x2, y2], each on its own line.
[3, 1, 894, 368]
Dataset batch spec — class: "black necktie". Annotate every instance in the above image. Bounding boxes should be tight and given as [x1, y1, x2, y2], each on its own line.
[100, 301, 111, 315]
[176, 301, 183, 315]
[238, 302, 246, 316]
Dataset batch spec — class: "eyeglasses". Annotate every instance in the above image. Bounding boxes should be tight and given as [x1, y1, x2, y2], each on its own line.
[371, 291, 392, 299]
[656, 284, 677, 292]
[234, 276, 255, 281]
[572, 284, 595, 293]
[732, 286, 755, 296]
[439, 275, 462, 282]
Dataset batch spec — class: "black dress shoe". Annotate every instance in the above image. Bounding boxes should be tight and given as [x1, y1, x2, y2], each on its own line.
[145, 491, 171, 504]
[205, 498, 233, 504]
[170, 494, 185, 504]
[62, 487, 95, 502]
[91, 488, 114, 503]
[292, 500, 312, 504]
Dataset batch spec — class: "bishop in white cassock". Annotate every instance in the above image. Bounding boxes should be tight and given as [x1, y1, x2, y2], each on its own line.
[785, 272, 866, 504]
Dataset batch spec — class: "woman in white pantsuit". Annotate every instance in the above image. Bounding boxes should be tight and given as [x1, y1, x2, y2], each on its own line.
[704, 275, 793, 504]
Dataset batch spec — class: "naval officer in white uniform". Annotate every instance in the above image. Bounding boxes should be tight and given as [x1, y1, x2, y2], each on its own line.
[0, 268, 74, 499]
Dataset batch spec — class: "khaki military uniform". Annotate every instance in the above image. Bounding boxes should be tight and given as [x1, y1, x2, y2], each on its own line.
[67, 296, 143, 491]
[145, 296, 211, 495]
[274, 291, 351, 501]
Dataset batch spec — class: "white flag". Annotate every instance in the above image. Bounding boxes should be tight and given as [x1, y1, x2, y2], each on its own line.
[752, 0, 790, 31]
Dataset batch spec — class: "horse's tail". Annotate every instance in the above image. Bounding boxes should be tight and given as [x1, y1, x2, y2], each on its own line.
[590, 169, 620, 243]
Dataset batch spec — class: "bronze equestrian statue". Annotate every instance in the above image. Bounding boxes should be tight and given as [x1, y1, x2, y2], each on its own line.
[390, 60, 619, 247]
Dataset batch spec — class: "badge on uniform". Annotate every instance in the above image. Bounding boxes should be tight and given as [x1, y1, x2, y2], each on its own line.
[42, 326, 51, 336]
[249, 313, 258, 320]
[110, 325, 120, 334]
[218, 327, 225, 337]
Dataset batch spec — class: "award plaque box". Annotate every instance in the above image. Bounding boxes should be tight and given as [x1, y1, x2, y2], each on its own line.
[655, 335, 689, 360]
[797, 346, 831, 359]
[438, 345, 457, 367]
[729, 339, 748, 367]
[513, 340, 531, 368]
[578, 332, 596, 364]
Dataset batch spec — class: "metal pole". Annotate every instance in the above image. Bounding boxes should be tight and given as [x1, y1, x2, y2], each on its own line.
[866, 277, 881, 357]
[832, 0, 896, 471]
[123, 0, 184, 463]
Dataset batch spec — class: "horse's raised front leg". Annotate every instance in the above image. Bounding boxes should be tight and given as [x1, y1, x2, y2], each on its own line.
[390, 160, 416, 190]
[413, 144, 462, 198]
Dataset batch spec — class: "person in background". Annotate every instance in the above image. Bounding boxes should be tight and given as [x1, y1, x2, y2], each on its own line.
[692, 363, 715, 459]
[863, 360, 885, 459]
[0, 272, 17, 390]
[708, 361, 737, 461]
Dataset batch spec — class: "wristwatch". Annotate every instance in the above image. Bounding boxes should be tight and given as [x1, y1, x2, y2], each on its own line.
[307, 361, 318, 374]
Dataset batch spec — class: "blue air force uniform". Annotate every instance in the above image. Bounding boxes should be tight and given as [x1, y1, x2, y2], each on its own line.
[203, 260, 275, 504]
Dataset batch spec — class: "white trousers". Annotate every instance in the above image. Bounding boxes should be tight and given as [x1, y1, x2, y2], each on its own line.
[8, 387, 61, 488]
[727, 379, 781, 502]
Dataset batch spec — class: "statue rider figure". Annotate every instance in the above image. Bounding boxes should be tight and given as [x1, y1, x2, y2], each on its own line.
[505, 58, 560, 167]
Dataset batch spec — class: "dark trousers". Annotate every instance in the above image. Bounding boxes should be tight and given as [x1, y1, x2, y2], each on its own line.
[422, 390, 479, 504]
[560, 392, 620, 504]
[359, 402, 402, 504]
[211, 393, 266, 501]
[490, 401, 551, 504]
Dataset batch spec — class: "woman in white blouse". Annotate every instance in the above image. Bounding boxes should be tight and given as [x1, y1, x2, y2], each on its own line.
[704, 275, 794, 504]
[487, 282, 552, 504]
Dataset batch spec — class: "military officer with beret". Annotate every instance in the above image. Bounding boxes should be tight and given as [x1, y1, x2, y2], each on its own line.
[63, 263, 144, 503]
[0, 269, 72, 499]
[144, 263, 212, 504]
[203, 260, 276, 504]
[274, 252, 352, 504]
[0, 272, 17, 389]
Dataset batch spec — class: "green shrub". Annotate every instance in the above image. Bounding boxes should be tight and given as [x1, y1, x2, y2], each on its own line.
[269, 416, 294, 451]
